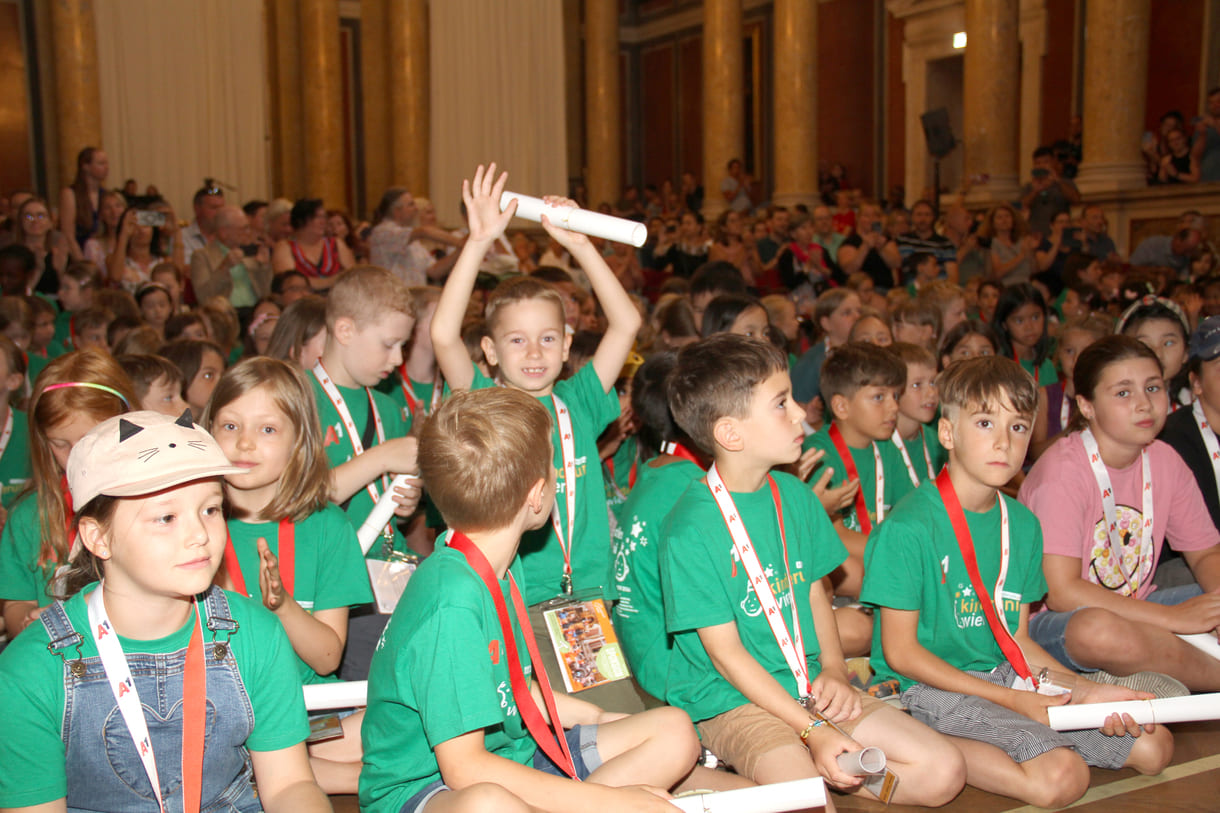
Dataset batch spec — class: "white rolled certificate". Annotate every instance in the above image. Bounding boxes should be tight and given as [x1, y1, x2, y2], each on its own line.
[303, 680, 368, 710]
[357, 474, 419, 554]
[1179, 632, 1220, 660]
[669, 778, 826, 812]
[500, 191, 648, 247]
[835, 746, 887, 776]
[1047, 692, 1220, 731]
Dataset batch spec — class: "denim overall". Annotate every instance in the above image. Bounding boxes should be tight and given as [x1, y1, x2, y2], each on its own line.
[42, 587, 262, 812]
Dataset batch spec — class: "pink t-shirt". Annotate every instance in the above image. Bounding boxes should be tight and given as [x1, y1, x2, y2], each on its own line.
[1019, 434, 1219, 599]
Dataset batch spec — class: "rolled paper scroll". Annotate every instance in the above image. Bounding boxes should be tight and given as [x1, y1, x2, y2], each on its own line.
[669, 778, 827, 813]
[357, 474, 419, 554]
[500, 191, 648, 247]
[835, 746, 887, 776]
[1047, 692, 1220, 731]
[1179, 632, 1220, 660]
[303, 680, 368, 711]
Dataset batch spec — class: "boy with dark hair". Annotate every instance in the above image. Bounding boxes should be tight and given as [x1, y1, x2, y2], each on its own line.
[688, 261, 747, 326]
[803, 342, 913, 595]
[889, 342, 946, 487]
[361, 387, 701, 813]
[863, 356, 1173, 807]
[660, 333, 964, 805]
[115, 353, 188, 416]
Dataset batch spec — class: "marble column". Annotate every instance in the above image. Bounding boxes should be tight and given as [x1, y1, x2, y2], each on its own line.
[771, 0, 817, 210]
[299, 0, 347, 208]
[49, 0, 102, 185]
[270, 0, 304, 199]
[1075, 0, 1150, 194]
[361, 0, 391, 212]
[389, 0, 430, 197]
[584, 0, 620, 211]
[702, 0, 743, 219]
[962, 0, 1020, 202]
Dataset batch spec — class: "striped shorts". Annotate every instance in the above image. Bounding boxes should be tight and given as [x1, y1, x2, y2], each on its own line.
[901, 663, 1135, 769]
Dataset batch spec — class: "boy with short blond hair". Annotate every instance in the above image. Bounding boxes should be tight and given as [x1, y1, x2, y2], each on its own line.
[862, 356, 1173, 808]
[888, 342, 947, 487]
[891, 297, 941, 354]
[312, 266, 420, 560]
[660, 334, 964, 805]
[361, 387, 701, 813]
[803, 342, 913, 595]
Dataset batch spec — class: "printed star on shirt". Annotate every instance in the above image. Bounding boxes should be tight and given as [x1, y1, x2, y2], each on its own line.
[962, 586, 974, 597]
[764, 565, 776, 578]
[630, 520, 644, 538]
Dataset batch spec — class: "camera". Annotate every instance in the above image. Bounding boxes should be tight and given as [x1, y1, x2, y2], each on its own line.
[136, 210, 166, 228]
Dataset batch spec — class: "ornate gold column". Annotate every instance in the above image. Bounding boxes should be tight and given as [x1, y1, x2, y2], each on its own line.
[702, 0, 743, 219]
[299, 0, 347, 208]
[389, 0, 430, 197]
[1075, 0, 1150, 194]
[361, 0, 391, 212]
[771, 0, 817, 210]
[963, 0, 1020, 202]
[269, 0, 304, 199]
[49, 0, 102, 185]
[584, 0, 620, 210]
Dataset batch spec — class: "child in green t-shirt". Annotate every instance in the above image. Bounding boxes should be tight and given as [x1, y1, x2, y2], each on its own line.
[861, 356, 1173, 808]
[310, 267, 422, 561]
[889, 342, 947, 487]
[206, 357, 374, 794]
[52, 261, 102, 348]
[361, 387, 702, 813]
[803, 342, 913, 598]
[0, 336, 31, 508]
[661, 334, 965, 805]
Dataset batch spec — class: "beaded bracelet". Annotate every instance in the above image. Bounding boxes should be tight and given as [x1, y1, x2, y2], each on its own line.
[799, 717, 827, 743]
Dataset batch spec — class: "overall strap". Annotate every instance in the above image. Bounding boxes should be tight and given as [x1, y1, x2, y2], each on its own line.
[202, 587, 239, 634]
[40, 601, 83, 655]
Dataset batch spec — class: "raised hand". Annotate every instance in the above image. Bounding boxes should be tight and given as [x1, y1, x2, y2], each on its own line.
[539, 195, 592, 252]
[462, 163, 517, 244]
[257, 537, 288, 612]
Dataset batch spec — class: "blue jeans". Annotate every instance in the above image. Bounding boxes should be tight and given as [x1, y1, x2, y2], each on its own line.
[1028, 583, 1203, 672]
[42, 587, 261, 812]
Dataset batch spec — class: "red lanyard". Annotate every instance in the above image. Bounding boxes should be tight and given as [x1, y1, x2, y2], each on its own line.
[661, 441, 703, 468]
[448, 533, 577, 779]
[1014, 351, 1039, 385]
[61, 474, 77, 552]
[398, 366, 443, 419]
[222, 518, 295, 598]
[828, 424, 876, 535]
[935, 469, 1035, 684]
[604, 457, 639, 492]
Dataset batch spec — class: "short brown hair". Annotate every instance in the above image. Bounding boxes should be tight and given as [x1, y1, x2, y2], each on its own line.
[326, 265, 416, 329]
[820, 342, 906, 403]
[484, 276, 566, 337]
[266, 295, 327, 365]
[889, 341, 937, 369]
[813, 288, 858, 328]
[418, 387, 553, 532]
[116, 353, 184, 400]
[937, 355, 1038, 423]
[668, 334, 787, 453]
[203, 357, 332, 522]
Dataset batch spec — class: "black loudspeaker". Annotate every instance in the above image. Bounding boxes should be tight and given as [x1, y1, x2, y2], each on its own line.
[921, 108, 956, 158]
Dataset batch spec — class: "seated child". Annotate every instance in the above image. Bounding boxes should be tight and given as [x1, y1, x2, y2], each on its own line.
[431, 165, 644, 711]
[1020, 335, 1220, 691]
[387, 285, 444, 423]
[803, 343, 913, 596]
[760, 293, 801, 365]
[864, 356, 1174, 808]
[889, 342, 946, 486]
[791, 288, 862, 422]
[699, 293, 770, 339]
[159, 338, 226, 419]
[688, 260, 749, 326]
[25, 295, 64, 382]
[266, 294, 327, 369]
[116, 352, 189, 416]
[0, 410, 328, 811]
[0, 349, 138, 637]
[1117, 295, 1191, 411]
[1161, 315, 1220, 530]
[70, 305, 114, 353]
[360, 387, 702, 813]
[940, 318, 999, 370]
[52, 260, 102, 347]
[310, 266, 421, 562]
[917, 280, 968, 337]
[660, 334, 965, 805]
[207, 357, 374, 793]
[891, 297, 941, 355]
[847, 308, 892, 347]
[0, 335, 29, 508]
[1037, 314, 1110, 455]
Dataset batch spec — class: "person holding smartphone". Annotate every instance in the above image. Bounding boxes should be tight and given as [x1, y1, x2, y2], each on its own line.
[108, 205, 168, 291]
[837, 200, 902, 290]
[1020, 146, 1081, 235]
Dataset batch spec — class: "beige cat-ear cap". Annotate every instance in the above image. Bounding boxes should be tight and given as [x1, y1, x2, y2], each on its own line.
[67, 409, 244, 507]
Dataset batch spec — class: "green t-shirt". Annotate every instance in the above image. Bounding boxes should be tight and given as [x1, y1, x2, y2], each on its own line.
[893, 425, 948, 488]
[226, 505, 374, 683]
[1018, 357, 1059, 388]
[380, 373, 438, 427]
[803, 425, 917, 532]
[604, 434, 638, 514]
[311, 372, 411, 560]
[0, 495, 60, 605]
[660, 472, 847, 722]
[0, 409, 31, 508]
[472, 362, 620, 605]
[0, 585, 309, 808]
[359, 544, 535, 813]
[860, 481, 1048, 691]
[611, 458, 702, 700]
[52, 309, 72, 348]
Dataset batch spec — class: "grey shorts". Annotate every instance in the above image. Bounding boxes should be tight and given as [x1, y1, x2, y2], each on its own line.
[901, 663, 1135, 769]
[1028, 583, 1203, 672]
[399, 724, 603, 813]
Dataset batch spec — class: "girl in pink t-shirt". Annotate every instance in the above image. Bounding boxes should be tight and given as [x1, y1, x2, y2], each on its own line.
[1020, 335, 1220, 691]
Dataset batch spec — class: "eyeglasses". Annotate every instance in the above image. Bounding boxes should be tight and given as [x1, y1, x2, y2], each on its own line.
[23, 211, 47, 221]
